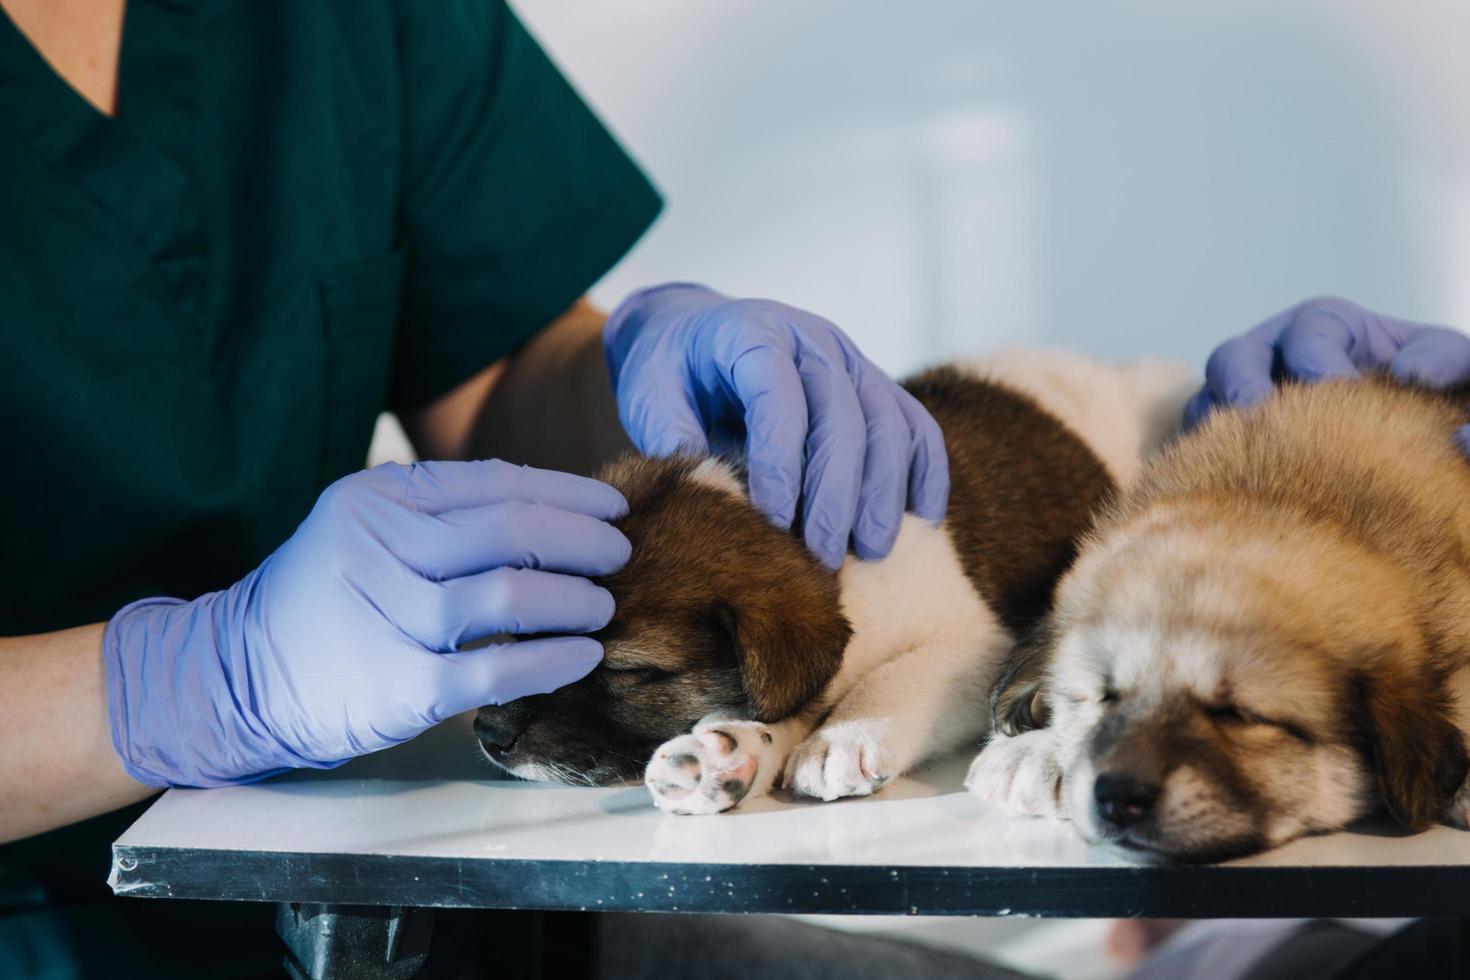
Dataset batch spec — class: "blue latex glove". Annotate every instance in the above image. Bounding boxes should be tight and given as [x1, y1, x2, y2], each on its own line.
[1185, 297, 1470, 442]
[605, 283, 950, 569]
[104, 460, 631, 788]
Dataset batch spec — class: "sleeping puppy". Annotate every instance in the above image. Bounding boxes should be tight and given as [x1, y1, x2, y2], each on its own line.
[474, 349, 1194, 812]
[969, 375, 1470, 861]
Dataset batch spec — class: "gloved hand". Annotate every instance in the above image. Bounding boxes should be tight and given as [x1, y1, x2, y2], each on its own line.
[104, 460, 630, 788]
[605, 283, 949, 569]
[1184, 297, 1470, 437]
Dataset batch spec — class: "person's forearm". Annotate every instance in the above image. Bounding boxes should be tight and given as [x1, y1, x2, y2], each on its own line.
[404, 299, 634, 474]
[0, 623, 156, 843]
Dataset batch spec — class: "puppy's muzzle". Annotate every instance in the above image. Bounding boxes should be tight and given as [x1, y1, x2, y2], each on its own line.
[475, 704, 531, 757]
[1093, 771, 1159, 830]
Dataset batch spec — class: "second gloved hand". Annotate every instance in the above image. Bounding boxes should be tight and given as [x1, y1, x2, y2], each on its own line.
[605, 283, 949, 569]
[104, 460, 631, 787]
[1185, 296, 1470, 430]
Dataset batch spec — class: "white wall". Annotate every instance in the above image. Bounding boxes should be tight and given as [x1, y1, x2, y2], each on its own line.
[514, 0, 1470, 378]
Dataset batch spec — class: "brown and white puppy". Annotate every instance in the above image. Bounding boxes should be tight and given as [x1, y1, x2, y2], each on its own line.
[475, 350, 1194, 812]
[969, 376, 1470, 861]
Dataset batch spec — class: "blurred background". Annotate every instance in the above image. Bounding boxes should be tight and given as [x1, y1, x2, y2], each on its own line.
[521, 0, 1470, 377]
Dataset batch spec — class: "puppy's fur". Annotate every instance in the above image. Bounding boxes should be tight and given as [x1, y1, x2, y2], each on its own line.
[970, 376, 1470, 861]
[476, 350, 1193, 811]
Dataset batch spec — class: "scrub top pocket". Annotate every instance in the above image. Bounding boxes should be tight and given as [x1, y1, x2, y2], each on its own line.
[317, 248, 406, 484]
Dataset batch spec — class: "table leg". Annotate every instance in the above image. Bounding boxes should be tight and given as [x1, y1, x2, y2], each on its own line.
[275, 902, 434, 980]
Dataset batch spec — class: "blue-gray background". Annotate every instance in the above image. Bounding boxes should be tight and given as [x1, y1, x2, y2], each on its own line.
[522, 0, 1470, 376]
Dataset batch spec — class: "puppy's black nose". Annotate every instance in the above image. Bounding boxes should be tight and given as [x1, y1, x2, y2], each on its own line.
[474, 711, 526, 754]
[1093, 772, 1159, 829]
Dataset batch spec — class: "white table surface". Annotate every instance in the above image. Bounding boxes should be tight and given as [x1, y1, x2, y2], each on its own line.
[110, 713, 1470, 917]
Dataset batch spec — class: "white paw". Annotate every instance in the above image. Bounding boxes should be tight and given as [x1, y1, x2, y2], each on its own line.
[1447, 773, 1470, 830]
[784, 723, 893, 802]
[965, 729, 1068, 820]
[644, 721, 774, 815]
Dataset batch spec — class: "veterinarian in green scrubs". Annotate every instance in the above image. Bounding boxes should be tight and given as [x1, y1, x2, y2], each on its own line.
[0, 2, 950, 974]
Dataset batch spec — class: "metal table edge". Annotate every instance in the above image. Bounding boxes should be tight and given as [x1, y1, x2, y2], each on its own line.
[108, 843, 1470, 917]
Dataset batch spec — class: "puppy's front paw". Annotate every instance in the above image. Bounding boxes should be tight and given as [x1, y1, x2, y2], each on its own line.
[784, 723, 892, 802]
[645, 721, 774, 815]
[966, 729, 1067, 820]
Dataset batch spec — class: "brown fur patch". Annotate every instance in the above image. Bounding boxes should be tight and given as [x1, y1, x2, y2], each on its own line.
[1351, 658, 1469, 830]
[474, 453, 855, 784]
[595, 455, 852, 722]
[905, 367, 1117, 634]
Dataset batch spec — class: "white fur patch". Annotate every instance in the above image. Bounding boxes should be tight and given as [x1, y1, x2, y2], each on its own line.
[784, 516, 1011, 795]
[647, 512, 1012, 813]
[686, 458, 745, 497]
[966, 729, 1070, 819]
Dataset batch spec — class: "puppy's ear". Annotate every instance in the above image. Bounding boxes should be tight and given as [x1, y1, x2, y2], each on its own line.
[1353, 664, 1468, 831]
[713, 593, 852, 723]
[991, 621, 1056, 736]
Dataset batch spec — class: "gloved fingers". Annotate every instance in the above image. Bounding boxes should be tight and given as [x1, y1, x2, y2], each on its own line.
[792, 348, 867, 570]
[604, 283, 728, 375]
[1242, 303, 1304, 348]
[1290, 297, 1444, 368]
[435, 636, 605, 711]
[1274, 297, 1443, 379]
[894, 386, 950, 523]
[728, 345, 810, 532]
[848, 370, 911, 561]
[1389, 327, 1470, 388]
[398, 502, 632, 581]
[1203, 333, 1278, 410]
[1199, 298, 1448, 413]
[396, 567, 616, 652]
[399, 459, 628, 521]
[1199, 305, 1303, 408]
[1276, 307, 1362, 383]
[619, 374, 713, 458]
[1181, 386, 1216, 431]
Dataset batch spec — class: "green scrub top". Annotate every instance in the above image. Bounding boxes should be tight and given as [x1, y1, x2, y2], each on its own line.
[0, 0, 660, 636]
[0, 1, 659, 973]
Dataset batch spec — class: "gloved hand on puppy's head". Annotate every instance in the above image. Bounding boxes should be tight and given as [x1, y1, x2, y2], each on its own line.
[1186, 296, 1470, 452]
[605, 283, 951, 570]
[105, 460, 630, 787]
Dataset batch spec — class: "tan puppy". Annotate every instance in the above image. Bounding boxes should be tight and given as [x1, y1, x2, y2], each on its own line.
[970, 376, 1470, 861]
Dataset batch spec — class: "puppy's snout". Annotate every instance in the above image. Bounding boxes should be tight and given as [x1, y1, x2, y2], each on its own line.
[474, 706, 529, 754]
[1093, 772, 1159, 829]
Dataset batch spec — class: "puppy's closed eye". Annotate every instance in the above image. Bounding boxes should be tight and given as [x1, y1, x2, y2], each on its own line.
[603, 665, 673, 686]
[1059, 688, 1114, 707]
[1203, 703, 1247, 724]
[1203, 703, 1313, 743]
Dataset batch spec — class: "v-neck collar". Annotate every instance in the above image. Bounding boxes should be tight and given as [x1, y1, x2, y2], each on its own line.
[0, 0, 207, 322]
